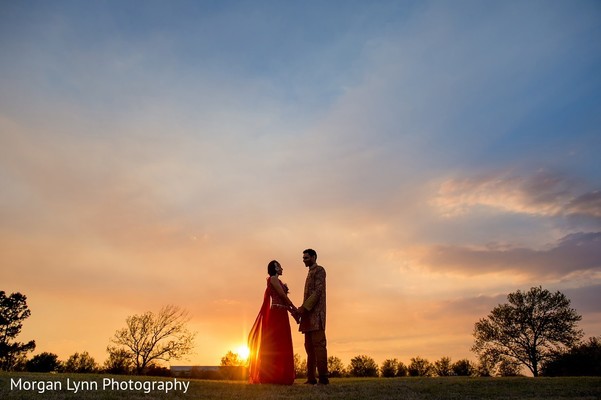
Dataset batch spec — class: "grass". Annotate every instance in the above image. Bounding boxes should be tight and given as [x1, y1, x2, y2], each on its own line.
[1, 372, 600, 400]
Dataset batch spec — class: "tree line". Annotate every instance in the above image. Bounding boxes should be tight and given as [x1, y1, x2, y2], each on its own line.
[2, 287, 600, 377]
[2, 350, 175, 376]
[0, 293, 191, 376]
[218, 343, 599, 379]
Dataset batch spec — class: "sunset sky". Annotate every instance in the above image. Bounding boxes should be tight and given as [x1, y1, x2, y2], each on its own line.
[1, 0, 600, 370]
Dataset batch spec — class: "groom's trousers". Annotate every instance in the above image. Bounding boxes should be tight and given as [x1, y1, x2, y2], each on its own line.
[304, 329, 328, 382]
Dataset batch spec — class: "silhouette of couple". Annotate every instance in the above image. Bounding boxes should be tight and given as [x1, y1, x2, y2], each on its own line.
[247, 248, 329, 385]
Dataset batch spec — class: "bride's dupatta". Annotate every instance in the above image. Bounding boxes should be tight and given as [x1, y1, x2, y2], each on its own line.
[247, 281, 271, 383]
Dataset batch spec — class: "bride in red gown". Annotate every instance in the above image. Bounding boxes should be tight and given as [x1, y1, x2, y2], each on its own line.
[248, 260, 297, 385]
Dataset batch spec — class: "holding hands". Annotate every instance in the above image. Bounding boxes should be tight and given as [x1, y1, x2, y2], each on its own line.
[289, 305, 302, 324]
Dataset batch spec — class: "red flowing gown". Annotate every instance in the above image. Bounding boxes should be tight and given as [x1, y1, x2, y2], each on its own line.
[248, 277, 295, 385]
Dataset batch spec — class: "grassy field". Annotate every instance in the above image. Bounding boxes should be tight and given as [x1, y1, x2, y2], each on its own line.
[1, 372, 600, 400]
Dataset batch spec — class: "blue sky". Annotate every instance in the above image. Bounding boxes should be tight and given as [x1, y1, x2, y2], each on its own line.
[1, 0, 600, 368]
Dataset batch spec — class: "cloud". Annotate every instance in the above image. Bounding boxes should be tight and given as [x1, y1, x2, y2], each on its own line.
[564, 284, 601, 314]
[431, 170, 592, 217]
[565, 191, 601, 218]
[415, 232, 601, 279]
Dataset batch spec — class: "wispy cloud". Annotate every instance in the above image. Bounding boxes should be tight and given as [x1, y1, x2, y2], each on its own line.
[415, 232, 601, 279]
[432, 170, 599, 220]
[565, 191, 601, 218]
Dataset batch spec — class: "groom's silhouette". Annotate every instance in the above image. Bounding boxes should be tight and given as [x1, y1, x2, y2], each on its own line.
[297, 248, 329, 385]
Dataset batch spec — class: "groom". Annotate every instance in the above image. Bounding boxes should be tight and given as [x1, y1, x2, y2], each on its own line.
[297, 248, 329, 385]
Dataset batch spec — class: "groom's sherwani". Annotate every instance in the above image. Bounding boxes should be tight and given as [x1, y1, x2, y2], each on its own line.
[299, 262, 328, 382]
[300, 263, 326, 332]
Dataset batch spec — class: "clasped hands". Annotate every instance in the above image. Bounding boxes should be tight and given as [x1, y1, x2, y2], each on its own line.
[289, 305, 306, 324]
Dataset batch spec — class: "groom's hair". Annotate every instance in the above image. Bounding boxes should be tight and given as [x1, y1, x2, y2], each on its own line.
[303, 248, 317, 259]
[267, 260, 278, 276]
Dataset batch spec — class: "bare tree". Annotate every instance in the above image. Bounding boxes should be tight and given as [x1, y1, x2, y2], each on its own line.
[108, 305, 196, 374]
[472, 286, 583, 377]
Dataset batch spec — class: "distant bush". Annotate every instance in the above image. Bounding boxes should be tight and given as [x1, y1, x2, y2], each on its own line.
[349, 355, 379, 377]
[396, 361, 408, 377]
[433, 357, 453, 376]
[328, 356, 346, 377]
[542, 337, 601, 376]
[64, 351, 98, 373]
[379, 358, 408, 377]
[408, 357, 433, 377]
[294, 353, 307, 378]
[145, 363, 171, 377]
[381, 359, 399, 377]
[103, 348, 133, 375]
[497, 358, 523, 376]
[452, 359, 475, 376]
[26, 352, 60, 372]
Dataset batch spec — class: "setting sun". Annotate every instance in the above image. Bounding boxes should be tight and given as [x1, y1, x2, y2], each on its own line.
[235, 345, 250, 362]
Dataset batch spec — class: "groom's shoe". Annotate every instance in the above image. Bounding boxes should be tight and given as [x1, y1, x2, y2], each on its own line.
[317, 377, 329, 385]
[303, 379, 317, 385]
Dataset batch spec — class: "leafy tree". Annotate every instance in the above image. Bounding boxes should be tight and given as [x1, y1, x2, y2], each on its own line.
[220, 350, 245, 367]
[542, 337, 601, 376]
[328, 356, 346, 377]
[475, 354, 495, 377]
[108, 305, 196, 374]
[396, 361, 408, 377]
[451, 359, 475, 376]
[219, 351, 247, 380]
[294, 353, 307, 378]
[26, 352, 60, 372]
[349, 355, 379, 377]
[8, 354, 28, 372]
[408, 357, 433, 377]
[104, 348, 133, 375]
[381, 358, 399, 377]
[433, 357, 453, 376]
[497, 357, 522, 376]
[145, 363, 172, 377]
[472, 286, 583, 377]
[64, 351, 98, 373]
[0, 291, 36, 370]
